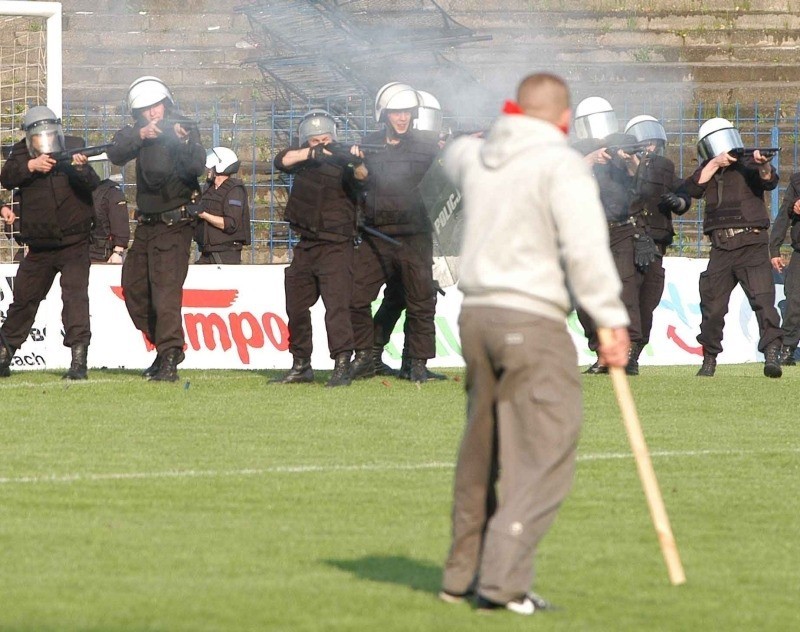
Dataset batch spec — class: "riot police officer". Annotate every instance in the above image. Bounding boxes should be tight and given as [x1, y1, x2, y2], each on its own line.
[623, 114, 691, 373]
[0, 105, 100, 379]
[370, 88, 447, 381]
[90, 174, 130, 263]
[678, 117, 782, 377]
[571, 97, 641, 375]
[107, 76, 206, 382]
[195, 147, 250, 265]
[769, 171, 800, 365]
[272, 109, 367, 387]
[349, 82, 440, 383]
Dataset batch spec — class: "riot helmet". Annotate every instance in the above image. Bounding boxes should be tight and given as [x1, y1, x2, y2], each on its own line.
[625, 114, 667, 154]
[413, 90, 443, 133]
[573, 97, 618, 140]
[697, 117, 743, 160]
[21, 105, 65, 157]
[298, 109, 337, 146]
[374, 82, 420, 123]
[206, 146, 240, 176]
[127, 76, 174, 115]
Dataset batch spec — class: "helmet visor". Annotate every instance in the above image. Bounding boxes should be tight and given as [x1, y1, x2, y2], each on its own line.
[574, 111, 619, 140]
[25, 121, 65, 157]
[627, 120, 667, 144]
[698, 128, 743, 160]
[414, 108, 443, 133]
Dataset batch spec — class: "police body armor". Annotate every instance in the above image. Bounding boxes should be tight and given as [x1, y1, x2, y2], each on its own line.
[90, 180, 123, 259]
[787, 173, 800, 251]
[7, 137, 96, 247]
[199, 177, 250, 250]
[135, 125, 201, 214]
[631, 154, 677, 245]
[682, 160, 774, 234]
[595, 161, 633, 224]
[284, 159, 358, 242]
[571, 135, 634, 224]
[362, 131, 438, 235]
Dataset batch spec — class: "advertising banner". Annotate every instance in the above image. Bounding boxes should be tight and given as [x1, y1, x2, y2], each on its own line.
[0, 257, 786, 371]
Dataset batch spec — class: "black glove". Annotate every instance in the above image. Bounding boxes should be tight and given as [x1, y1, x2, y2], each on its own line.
[325, 143, 364, 168]
[308, 144, 326, 162]
[658, 192, 687, 213]
[185, 203, 203, 218]
[633, 233, 657, 271]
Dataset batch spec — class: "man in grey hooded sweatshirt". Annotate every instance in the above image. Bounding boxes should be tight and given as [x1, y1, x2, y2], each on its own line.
[439, 73, 630, 615]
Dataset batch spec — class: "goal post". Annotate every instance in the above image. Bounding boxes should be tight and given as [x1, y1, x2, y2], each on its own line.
[0, 1, 61, 116]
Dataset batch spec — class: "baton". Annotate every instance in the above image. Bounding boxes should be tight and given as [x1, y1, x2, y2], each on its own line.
[597, 328, 686, 586]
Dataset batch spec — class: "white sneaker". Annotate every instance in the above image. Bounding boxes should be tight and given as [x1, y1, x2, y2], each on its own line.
[476, 594, 535, 615]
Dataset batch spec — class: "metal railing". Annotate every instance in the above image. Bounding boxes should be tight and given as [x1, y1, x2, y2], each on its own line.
[1, 98, 798, 262]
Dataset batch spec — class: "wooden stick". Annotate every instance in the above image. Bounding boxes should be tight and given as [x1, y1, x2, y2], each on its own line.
[597, 329, 686, 585]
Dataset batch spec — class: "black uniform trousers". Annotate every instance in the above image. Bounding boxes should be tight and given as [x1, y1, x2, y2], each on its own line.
[636, 243, 668, 345]
[373, 272, 407, 349]
[196, 250, 242, 265]
[780, 251, 800, 348]
[577, 223, 641, 351]
[285, 238, 354, 359]
[1, 239, 91, 350]
[698, 230, 782, 355]
[121, 220, 194, 355]
[350, 232, 436, 360]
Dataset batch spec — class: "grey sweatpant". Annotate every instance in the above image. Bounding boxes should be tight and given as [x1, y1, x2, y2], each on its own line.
[442, 306, 582, 604]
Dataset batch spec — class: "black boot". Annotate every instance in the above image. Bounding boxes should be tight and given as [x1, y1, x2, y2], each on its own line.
[142, 350, 185, 378]
[584, 360, 608, 375]
[626, 342, 642, 376]
[270, 357, 313, 384]
[408, 358, 428, 384]
[696, 350, 717, 377]
[0, 338, 14, 378]
[350, 349, 375, 380]
[780, 345, 796, 367]
[398, 355, 411, 380]
[142, 355, 161, 378]
[149, 348, 182, 382]
[763, 342, 783, 378]
[372, 346, 398, 377]
[326, 352, 352, 388]
[62, 343, 88, 380]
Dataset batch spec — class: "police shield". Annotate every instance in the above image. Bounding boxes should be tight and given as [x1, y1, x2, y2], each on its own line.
[419, 153, 463, 287]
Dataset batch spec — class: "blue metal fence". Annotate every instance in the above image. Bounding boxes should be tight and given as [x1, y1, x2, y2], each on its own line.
[3, 99, 797, 263]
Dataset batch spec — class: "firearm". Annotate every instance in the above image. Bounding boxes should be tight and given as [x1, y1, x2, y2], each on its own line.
[607, 141, 653, 156]
[49, 144, 113, 164]
[157, 115, 200, 132]
[729, 147, 781, 159]
[316, 143, 387, 167]
[447, 129, 486, 139]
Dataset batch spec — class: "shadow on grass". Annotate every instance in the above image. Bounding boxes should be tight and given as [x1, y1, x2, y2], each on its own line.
[325, 555, 442, 595]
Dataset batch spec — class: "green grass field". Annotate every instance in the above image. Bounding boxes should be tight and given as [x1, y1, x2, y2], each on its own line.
[0, 364, 797, 631]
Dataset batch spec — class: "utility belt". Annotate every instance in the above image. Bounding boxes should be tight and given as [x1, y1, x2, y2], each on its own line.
[608, 216, 636, 229]
[713, 227, 761, 239]
[136, 206, 195, 226]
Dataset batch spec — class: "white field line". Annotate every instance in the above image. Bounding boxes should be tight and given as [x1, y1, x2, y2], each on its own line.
[0, 448, 797, 486]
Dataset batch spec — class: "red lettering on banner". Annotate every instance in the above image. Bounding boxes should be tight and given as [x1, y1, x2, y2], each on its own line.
[229, 312, 264, 363]
[111, 286, 238, 309]
[262, 312, 290, 351]
[185, 313, 233, 352]
[111, 286, 288, 363]
[182, 311, 288, 363]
